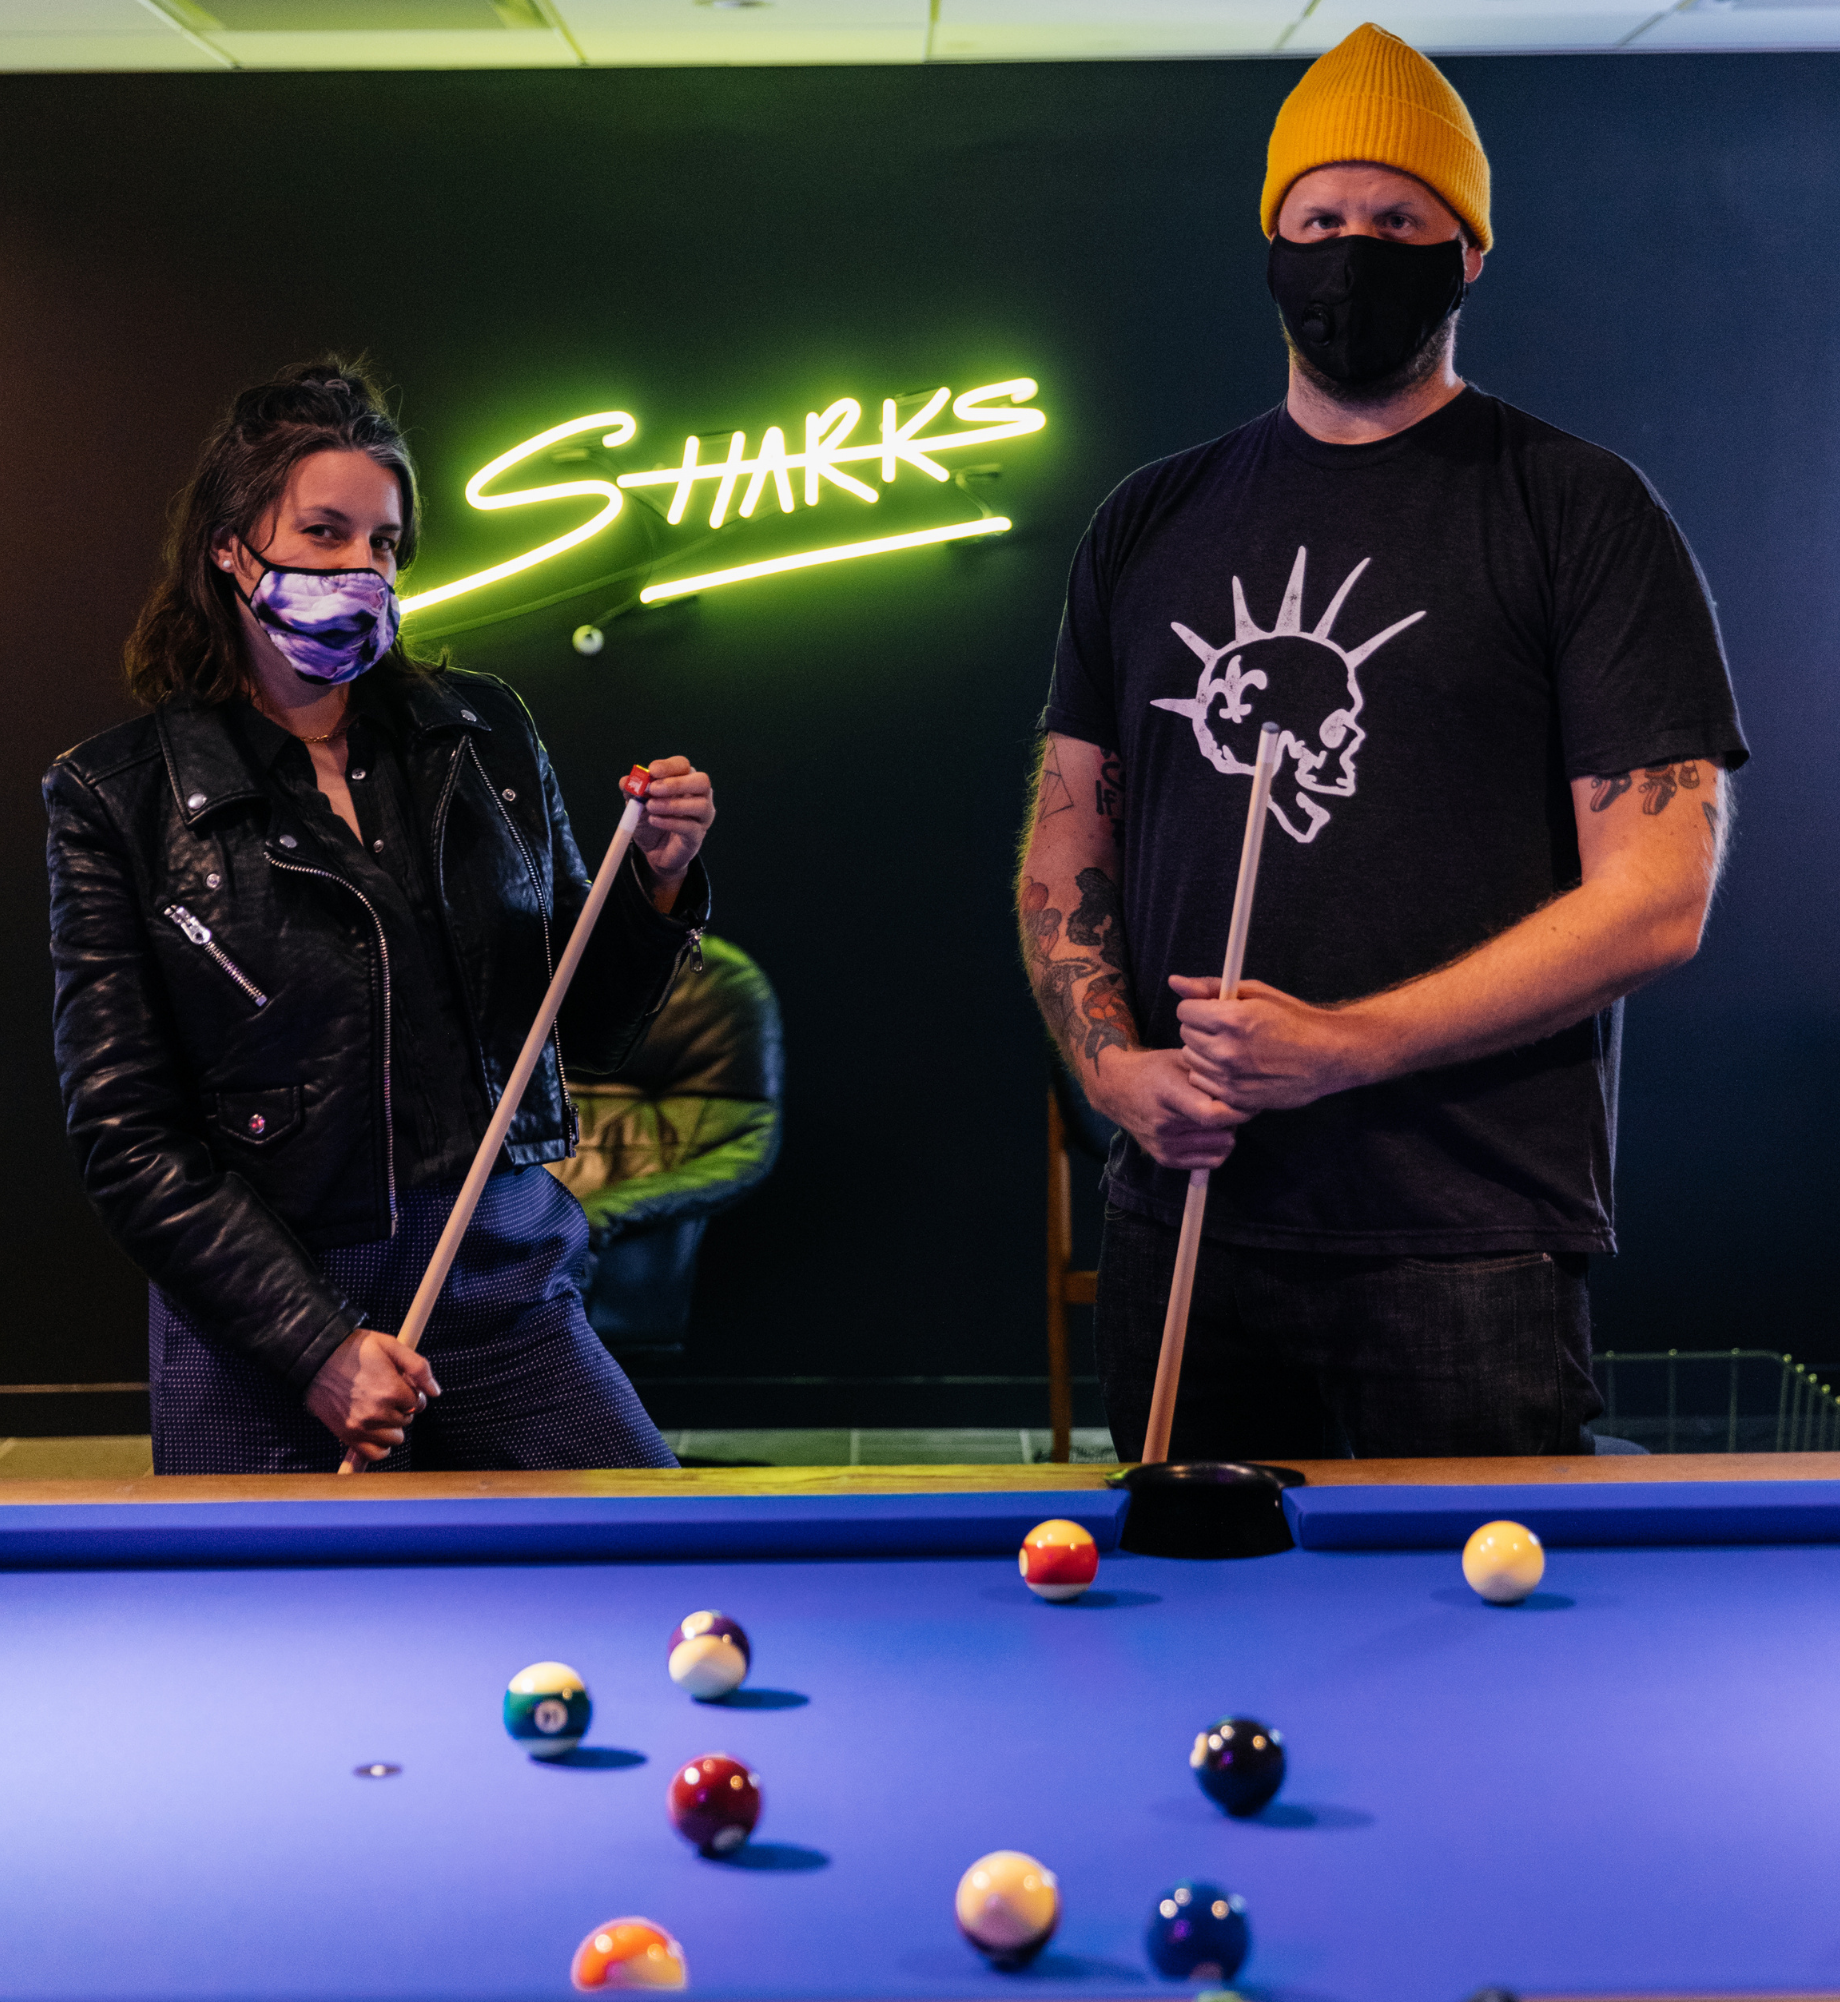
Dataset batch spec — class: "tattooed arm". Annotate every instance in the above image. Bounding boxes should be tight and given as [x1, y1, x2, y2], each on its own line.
[1017, 732, 1245, 1170]
[1175, 759, 1734, 1113]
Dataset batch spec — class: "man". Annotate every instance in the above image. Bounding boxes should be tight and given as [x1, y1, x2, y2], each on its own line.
[1019, 24, 1748, 1462]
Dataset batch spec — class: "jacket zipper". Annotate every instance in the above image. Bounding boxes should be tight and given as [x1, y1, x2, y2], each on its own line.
[430, 744, 497, 1115]
[265, 854, 397, 1237]
[162, 904, 270, 1009]
[470, 742, 576, 1151]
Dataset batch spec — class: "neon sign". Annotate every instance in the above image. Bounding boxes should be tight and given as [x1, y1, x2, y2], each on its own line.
[399, 377, 1045, 620]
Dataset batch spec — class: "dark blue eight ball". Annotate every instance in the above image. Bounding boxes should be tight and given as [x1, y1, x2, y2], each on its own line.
[1190, 1715, 1285, 1817]
[1146, 1881, 1250, 1982]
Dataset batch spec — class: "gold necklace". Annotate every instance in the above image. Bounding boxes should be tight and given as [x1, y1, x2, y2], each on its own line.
[258, 700, 349, 746]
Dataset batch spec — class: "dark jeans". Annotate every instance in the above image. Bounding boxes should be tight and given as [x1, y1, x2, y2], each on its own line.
[150, 1167, 677, 1475]
[1095, 1204, 1603, 1461]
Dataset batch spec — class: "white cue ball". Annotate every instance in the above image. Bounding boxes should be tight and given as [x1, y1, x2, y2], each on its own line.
[955, 1850, 1060, 1964]
[1462, 1519, 1545, 1604]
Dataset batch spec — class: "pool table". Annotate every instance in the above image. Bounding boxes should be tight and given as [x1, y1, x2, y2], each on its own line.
[3, 1455, 1839, 2002]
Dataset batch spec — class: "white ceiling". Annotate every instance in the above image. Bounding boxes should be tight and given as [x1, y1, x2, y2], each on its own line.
[0, 0, 1834, 71]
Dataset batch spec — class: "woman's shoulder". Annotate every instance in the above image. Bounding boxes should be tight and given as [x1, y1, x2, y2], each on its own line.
[45, 708, 164, 792]
[397, 664, 539, 739]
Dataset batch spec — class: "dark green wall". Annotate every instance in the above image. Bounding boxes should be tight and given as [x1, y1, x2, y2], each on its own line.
[4, 54, 1835, 1425]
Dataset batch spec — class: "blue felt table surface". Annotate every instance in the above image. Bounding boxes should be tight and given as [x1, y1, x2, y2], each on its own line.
[5, 1532, 1840, 2001]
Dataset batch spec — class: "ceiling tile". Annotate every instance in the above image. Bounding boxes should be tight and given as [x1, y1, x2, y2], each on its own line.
[0, 0, 180, 22]
[1631, 0, 1840, 40]
[931, 1, 1293, 56]
[557, 0, 928, 61]
[1286, 0, 1654, 45]
[0, 30, 224, 64]
[207, 25, 576, 59]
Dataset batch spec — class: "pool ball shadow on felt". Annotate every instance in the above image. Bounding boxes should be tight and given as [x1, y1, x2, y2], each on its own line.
[668, 1754, 762, 1856]
[1191, 1718, 1285, 1817]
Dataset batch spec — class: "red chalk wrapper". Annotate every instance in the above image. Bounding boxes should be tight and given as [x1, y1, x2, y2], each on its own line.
[619, 764, 654, 801]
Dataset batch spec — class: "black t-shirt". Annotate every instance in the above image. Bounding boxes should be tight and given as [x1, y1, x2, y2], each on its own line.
[1044, 388, 1749, 1254]
[235, 692, 495, 1192]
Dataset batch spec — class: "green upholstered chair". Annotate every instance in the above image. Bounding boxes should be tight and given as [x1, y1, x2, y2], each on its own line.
[548, 935, 783, 1356]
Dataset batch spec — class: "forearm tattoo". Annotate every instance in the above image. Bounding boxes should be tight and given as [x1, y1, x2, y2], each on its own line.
[1590, 761, 1703, 816]
[1020, 870, 1133, 1064]
[1096, 747, 1125, 852]
[1032, 736, 1076, 827]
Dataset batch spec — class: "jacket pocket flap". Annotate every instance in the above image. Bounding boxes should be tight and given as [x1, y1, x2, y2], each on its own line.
[210, 1086, 304, 1149]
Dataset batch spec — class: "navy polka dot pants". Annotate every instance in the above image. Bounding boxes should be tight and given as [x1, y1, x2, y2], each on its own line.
[149, 1167, 678, 1474]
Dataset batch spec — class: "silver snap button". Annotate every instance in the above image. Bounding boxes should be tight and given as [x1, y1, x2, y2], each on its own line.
[501, 788, 517, 803]
[186, 791, 206, 810]
[461, 710, 477, 722]
[247, 1114, 266, 1136]
[205, 872, 222, 890]
[372, 838, 384, 854]
[279, 834, 298, 850]
[349, 768, 367, 782]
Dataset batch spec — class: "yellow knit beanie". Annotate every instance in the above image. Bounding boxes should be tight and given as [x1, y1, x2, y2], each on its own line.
[1261, 24, 1492, 252]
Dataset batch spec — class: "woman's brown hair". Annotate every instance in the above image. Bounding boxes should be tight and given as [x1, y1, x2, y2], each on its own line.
[125, 357, 426, 706]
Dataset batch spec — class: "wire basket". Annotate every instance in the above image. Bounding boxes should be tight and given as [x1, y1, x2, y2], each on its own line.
[1594, 1349, 1840, 1454]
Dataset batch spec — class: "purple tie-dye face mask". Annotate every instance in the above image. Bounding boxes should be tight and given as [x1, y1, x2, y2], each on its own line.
[240, 554, 401, 686]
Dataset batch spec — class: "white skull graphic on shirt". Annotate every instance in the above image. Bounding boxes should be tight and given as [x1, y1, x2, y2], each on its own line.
[1151, 546, 1426, 843]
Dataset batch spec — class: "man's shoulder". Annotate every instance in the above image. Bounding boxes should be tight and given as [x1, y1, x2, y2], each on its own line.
[1469, 392, 1667, 515]
[1084, 409, 1283, 556]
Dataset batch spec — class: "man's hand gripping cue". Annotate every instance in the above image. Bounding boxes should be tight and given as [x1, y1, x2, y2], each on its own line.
[1173, 761, 1731, 1113]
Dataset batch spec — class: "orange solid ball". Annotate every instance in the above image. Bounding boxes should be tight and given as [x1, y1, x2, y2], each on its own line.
[570, 1919, 686, 1992]
[1020, 1518, 1099, 1601]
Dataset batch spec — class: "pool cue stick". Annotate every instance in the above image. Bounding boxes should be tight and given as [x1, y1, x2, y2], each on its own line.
[338, 765, 656, 1476]
[1140, 719, 1282, 1466]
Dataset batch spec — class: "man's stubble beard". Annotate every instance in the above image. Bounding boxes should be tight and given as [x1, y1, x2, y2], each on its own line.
[1284, 310, 1461, 410]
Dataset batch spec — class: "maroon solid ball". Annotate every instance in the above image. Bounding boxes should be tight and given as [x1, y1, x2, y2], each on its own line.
[668, 1753, 761, 1857]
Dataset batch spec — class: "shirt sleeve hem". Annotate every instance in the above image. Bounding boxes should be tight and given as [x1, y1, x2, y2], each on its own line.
[1563, 728, 1752, 782]
[1040, 708, 1112, 747]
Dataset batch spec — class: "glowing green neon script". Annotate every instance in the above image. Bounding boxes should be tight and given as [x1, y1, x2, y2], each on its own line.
[399, 378, 1044, 618]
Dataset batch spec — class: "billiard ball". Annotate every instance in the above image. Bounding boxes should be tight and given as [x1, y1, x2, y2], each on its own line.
[570, 1918, 687, 1992]
[668, 1611, 751, 1700]
[1190, 1717, 1284, 1817]
[1462, 1520, 1545, 1605]
[1145, 1881, 1249, 1982]
[668, 1753, 761, 1856]
[1019, 1519, 1099, 1602]
[955, 1850, 1060, 1967]
[504, 1661, 591, 1760]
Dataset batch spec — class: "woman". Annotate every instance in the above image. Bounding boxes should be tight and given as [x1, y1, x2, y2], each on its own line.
[45, 360, 713, 1474]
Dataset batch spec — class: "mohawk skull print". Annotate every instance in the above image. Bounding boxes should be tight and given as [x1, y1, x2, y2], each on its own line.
[1151, 547, 1425, 843]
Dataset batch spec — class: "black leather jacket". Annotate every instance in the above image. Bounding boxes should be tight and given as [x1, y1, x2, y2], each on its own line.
[44, 667, 707, 1391]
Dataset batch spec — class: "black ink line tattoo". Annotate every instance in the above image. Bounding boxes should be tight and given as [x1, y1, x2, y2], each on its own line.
[1033, 737, 1076, 826]
[1702, 802, 1719, 838]
[1095, 746, 1125, 850]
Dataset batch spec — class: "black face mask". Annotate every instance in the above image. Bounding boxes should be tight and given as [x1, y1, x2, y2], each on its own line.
[1266, 233, 1467, 385]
